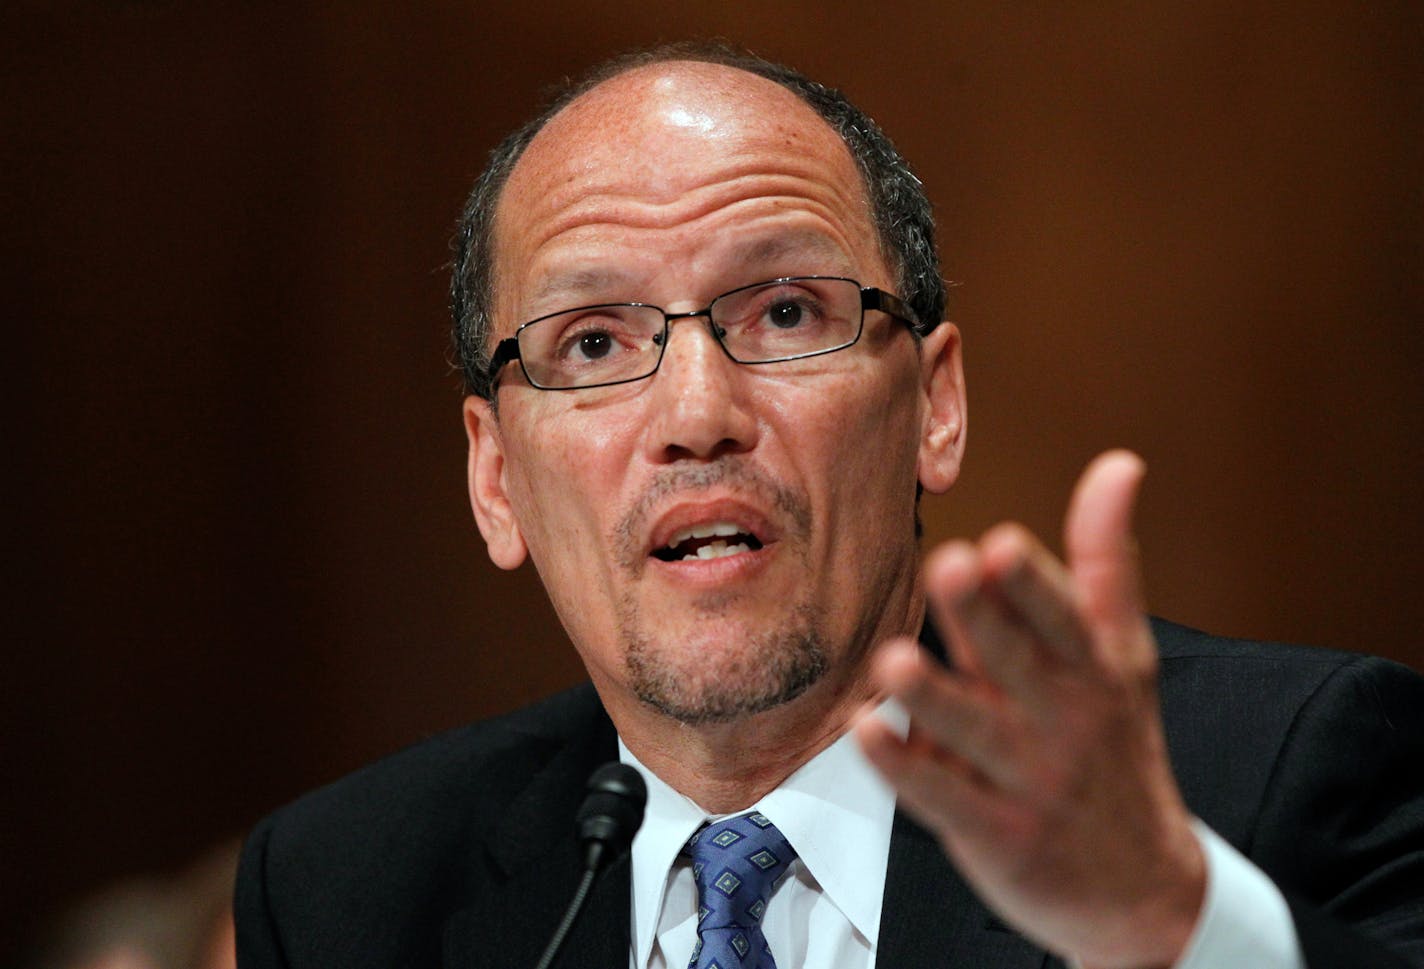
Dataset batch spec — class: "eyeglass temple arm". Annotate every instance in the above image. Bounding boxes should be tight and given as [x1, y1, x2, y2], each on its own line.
[487, 337, 521, 376]
[861, 288, 938, 336]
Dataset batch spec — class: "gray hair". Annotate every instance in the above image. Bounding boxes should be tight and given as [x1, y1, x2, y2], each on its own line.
[450, 41, 944, 399]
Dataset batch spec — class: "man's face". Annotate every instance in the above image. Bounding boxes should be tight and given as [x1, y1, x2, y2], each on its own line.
[465, 63, 963, 729]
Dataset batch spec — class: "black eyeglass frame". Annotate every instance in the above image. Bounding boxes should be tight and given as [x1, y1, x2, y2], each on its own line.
[483, 275, 936, 394]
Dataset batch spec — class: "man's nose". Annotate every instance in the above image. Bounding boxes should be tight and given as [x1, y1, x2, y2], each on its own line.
[641, 314, 759, 463]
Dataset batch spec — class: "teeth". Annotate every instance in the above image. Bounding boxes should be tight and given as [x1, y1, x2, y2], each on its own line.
[685, 540, 751, 561]
[667, 522, 744, 548]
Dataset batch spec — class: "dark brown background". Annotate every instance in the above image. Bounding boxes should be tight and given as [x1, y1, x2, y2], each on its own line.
[5, 1, 1421, 960]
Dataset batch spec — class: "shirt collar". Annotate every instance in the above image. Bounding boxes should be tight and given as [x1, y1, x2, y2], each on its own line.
[622, 740, 707, 969]
[620, 701, 906, 968]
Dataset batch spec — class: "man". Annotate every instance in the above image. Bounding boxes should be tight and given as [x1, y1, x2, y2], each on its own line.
[235, 45, 1424, 968]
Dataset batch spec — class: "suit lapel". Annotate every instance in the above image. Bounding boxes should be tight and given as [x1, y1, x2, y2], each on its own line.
[443, 700, 630, 969]
[877, 809, 1051, 969]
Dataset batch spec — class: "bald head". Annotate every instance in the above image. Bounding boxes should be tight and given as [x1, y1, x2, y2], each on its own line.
[509, 61, 863, 213]
[450, 43, 944, 399]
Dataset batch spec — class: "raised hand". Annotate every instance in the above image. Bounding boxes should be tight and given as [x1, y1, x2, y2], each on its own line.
[855, 450, 1205, 969]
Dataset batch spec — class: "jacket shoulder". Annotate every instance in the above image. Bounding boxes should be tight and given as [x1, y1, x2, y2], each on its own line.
[1151, 615, 1417, 713]
[235, 683, 611, 969]
[1153, 617, 1421, 834]
[267, 682, 605, 839]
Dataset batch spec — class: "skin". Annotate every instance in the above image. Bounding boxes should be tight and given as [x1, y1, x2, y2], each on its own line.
[464, 61, 1202, 969]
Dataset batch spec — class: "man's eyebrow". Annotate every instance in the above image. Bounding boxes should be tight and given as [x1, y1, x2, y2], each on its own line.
[528, 233, 853, 308]
[727, 232, 849, 271]
[530, 267, 632, 305]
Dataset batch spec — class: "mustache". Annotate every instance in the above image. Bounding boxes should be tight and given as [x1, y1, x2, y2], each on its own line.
[613, 458, 812, 573]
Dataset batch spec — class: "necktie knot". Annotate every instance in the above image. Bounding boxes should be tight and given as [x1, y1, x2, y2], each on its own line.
[684, 812, 797, 969]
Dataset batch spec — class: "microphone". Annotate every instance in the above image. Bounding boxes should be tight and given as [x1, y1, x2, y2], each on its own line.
[533, 762, 647, 969]
[576, 762, 648, 869]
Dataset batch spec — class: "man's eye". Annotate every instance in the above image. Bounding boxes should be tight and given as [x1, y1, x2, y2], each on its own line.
[553, 321, 626, 364]
[575, 330, 614, 360]
[766, 301, 806, 329]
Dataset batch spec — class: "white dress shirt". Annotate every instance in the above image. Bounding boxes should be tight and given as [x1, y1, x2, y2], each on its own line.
[621, 704, 1304, 969]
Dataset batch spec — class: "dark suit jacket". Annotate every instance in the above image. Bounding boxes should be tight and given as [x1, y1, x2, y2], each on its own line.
[235, 619, 1424, 968]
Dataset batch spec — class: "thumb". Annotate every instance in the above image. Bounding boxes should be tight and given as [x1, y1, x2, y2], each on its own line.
[1065, 449, 1148, 636]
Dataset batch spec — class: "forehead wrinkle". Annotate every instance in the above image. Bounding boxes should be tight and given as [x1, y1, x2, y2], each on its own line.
[519, 177, 870, 282]
[533, 162, 865, 233]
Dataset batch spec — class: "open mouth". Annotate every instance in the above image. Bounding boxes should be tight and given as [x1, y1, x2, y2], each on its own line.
[651, 521, 765, 562]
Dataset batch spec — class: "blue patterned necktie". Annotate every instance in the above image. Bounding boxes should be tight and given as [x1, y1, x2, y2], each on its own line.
[684, 811, 798, 969]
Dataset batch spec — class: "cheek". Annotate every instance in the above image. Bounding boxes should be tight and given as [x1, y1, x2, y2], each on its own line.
[818, 362, 918, 450]
[501, 404, 643, 560]
[805, 372, 923, 528]
[500, 435, 614, 630]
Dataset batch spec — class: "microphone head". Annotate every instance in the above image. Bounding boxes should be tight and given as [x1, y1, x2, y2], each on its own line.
[575, 762, 647, 859]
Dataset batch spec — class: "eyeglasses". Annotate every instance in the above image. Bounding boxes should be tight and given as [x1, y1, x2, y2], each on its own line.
[486, 275, 931, 392]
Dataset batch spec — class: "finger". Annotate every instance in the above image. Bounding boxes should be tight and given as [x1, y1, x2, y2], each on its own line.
[854, 707, 1011, 846]
[868, 639, 1023, 789]
[921, 541, 987, 677]
[1064, 450, 1148, 636]
[979, 522, 1093, 666]
[926, 543, 1054, 701]
[853, 703, 973, 775]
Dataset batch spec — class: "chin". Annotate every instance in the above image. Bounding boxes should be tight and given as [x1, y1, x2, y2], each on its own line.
[621, 605, 829, 726]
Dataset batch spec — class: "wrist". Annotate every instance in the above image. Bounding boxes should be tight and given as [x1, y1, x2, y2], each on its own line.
[1080, 814, 1206, 969]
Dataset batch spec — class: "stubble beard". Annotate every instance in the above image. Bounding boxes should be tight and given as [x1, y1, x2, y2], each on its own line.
[621, 596, 829, 726]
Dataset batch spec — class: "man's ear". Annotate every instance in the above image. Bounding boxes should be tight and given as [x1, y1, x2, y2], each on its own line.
[463, 396, 528, 570]
[917, 322, 967, 495]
